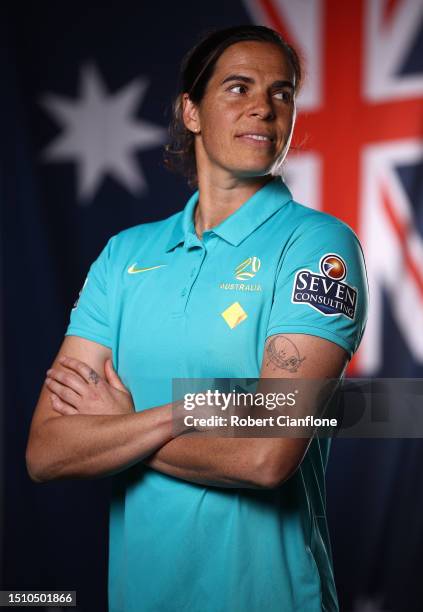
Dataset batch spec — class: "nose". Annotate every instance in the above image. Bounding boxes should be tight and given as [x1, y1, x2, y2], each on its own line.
[248, 92, 275, 120]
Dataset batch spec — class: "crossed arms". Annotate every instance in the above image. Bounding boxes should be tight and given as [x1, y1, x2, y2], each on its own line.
[26, 333, 348, 489]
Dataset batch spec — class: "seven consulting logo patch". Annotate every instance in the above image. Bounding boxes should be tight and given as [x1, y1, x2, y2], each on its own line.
[292, 253, 357, 319]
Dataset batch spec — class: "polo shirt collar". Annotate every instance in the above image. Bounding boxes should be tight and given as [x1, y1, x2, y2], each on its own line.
[165, 177, 292, 251]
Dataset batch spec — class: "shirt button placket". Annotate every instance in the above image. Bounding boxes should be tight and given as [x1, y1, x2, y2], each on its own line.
[182, 245, 206, 310]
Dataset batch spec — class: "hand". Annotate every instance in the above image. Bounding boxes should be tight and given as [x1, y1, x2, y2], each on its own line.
[45, 356, 135, 416]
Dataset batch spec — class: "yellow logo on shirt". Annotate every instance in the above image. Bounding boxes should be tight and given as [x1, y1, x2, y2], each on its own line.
[221, 302, 248, 329]
[127, 263, 167, 274]
[218, 256, 262, 292]
[234, 257, 261, 280]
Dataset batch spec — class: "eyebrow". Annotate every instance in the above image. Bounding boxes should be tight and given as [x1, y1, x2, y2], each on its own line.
[220, 74, 295, 90]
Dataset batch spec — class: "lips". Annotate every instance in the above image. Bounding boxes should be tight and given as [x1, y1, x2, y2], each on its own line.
[236, 132, 275, 144]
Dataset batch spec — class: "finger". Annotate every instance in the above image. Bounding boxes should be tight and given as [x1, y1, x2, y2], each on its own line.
[104, 359, 129, 393]
[58, 356, 102, 386]
[50, 393, 78, 415]
[45, 377, 81, 408]
[46, 368, 86, 396]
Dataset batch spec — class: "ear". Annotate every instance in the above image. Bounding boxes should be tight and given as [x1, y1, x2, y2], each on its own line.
[182, 93, 200, 134]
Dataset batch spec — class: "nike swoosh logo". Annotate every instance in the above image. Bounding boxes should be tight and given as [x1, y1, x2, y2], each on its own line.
[128, 263, 167, 274]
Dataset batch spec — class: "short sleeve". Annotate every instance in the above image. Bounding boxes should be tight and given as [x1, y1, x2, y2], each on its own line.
[266, 221, 369, 358]
[65, 238, 114, 348]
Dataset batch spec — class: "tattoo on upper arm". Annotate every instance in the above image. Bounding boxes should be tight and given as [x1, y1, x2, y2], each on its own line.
[88, 369, 100, 385]
[265, 336, 306, 373]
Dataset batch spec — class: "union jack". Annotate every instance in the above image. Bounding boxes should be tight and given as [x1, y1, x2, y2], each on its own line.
[244, 0, 423, 374]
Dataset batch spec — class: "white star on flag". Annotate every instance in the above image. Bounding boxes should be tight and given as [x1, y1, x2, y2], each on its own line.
[39, 63, 167, 203]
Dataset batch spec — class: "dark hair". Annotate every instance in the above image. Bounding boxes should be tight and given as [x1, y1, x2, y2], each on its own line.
[163, 25, 303, 187]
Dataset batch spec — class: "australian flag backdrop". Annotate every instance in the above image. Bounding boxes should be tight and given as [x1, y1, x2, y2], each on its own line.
[2, 1, 423, 611]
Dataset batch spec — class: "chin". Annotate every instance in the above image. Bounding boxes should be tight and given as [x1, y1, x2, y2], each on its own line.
[234, 163, 275, 179]
[228, 157, 270, 173]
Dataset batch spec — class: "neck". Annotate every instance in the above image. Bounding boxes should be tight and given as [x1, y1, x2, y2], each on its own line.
[194, 172, 273, 239]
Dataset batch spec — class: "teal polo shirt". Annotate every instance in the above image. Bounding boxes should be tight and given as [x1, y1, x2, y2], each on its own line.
[66, 177, 368, 612]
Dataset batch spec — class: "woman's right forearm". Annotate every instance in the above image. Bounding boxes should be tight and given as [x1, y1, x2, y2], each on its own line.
[26, 405, 178, 482]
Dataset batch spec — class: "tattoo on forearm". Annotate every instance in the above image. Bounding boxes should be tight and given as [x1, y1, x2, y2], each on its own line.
[265, 336, 305, 373]
[88, 369, 100, 385]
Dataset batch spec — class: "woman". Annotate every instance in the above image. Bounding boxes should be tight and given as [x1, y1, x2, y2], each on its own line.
[26, 26, 368, 612]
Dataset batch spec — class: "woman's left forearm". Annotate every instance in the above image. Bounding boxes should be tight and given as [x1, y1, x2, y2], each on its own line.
[143, 435, 280, 489]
